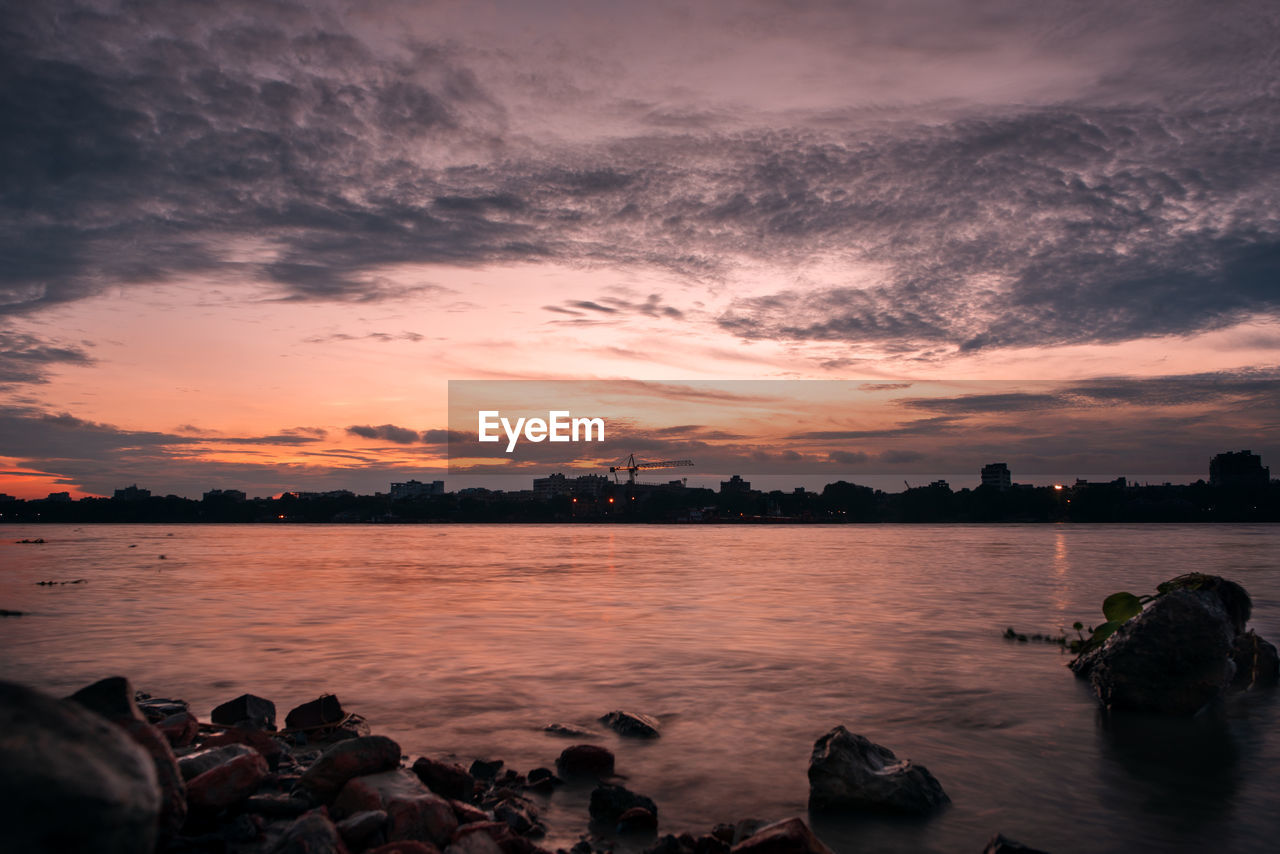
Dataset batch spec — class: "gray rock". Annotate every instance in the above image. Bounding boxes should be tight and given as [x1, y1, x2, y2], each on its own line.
[413, 756, 476, 801]
[286, 694, 346, 730]
[274, 808, 347, 853]
[297, 735, 402, 803]
[179, 742, 258, 780]
[337, 808, 388, 849]
[211, 692, 277, 730]
[983, 833, 1051, 854]
[0, 680, 161, 853]
[1230, 629, 1280, 690]
[807, 726, 949, 815]
[589, 784, 658, 823]
[599, 710, 661, 738]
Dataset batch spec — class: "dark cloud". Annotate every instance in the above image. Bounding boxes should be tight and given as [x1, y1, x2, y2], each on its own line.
[346, 423, 422, 444]
[0, 331, 93, 387]
[303, 331, 425, 344]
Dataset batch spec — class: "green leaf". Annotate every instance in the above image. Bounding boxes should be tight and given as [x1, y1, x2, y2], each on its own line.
[1089, 620, 1122, 647]
[1072, 621, 1084, 631]
[1102, 592, 1143, 623]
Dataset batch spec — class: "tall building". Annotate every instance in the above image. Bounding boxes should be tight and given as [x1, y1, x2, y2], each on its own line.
[113, 484, 151, 501]
[1209, 450, 1270, 487]
[389, 480, 445, 500]
[720, 475, 752, 494]
[980, 462, 1011, 491]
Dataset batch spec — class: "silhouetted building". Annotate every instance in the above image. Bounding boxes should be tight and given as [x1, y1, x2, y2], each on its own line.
[1210, 450, 1270, 487]
[720, 475, 752, 494]
[0, 493, 15, 502]
[202, 489, 246, 502]
[981, 463, 1011, 491]
[113, 484, 151, 501]
[390, 480, 445, 500]
[46, 492, 72, 503]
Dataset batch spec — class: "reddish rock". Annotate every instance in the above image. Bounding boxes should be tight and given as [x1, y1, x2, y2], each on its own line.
[178, 743, 257, 781]
[599, 710, 660, 738]
[299, 735, 402, 803]
[276, 808, 351, 854]
[155, 711, 199, 747]
[446, 829, 504, 854]
[413, 757, 476, 801]
[202, 727, 286, 770]
[556, 745, 614, 778]
[367, 842, 441, 854]
[617, 806, 657, 834]
[451, 800, 489, 824]
[337, 809, 388, 849]
[187, 749, 269, 812]
[333, 769, 459, 845]
[729, 818, 834, 854]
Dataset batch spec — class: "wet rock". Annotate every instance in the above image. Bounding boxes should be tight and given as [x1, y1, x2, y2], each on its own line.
[156, 710, 200, 747]
[69, 676, 188, 841]
[589, 784, 658, 823]
[187, 747, 269, 812]
[711, 824, 736, 844]
[298, 735, 402, 803]
[179, 742, 258, 780]
[203, 726, 287, 770]
[0, 608, 23, 617]
[337, 809, 388, 849]
[557, 745, 615, 778]
[696, 834, 731, 854]
[731, 820, 767, 845]
[616, 806, 658, 834]
[1071, 586, 1241, 715]
[983, 833, 1051, 854]
[470, 759, 505, 780]
[599, 710, 660, 738]
[451, 800, 490, 824]
[524, 767, 561, 794]
[0, 680, 160, 853]
[368, 842, 442, 854]
[333, 769, 459, 845]
[136, 696, 190, 723]
[413, 757, 477, 801]
[245, 793, 313, 817]
[543, 723, 593, 737]
[1230, 629, 1280, 690]
[287, 694, 347, 730]
[807, 726, 949, 815]
[645, 833, 697, 854]
[275, 808, 349, 853]
[728, 818, 834, 854]
[453, 821, 511, 843]
[211, 692, 277, 731]
[494, 797, 542, 835]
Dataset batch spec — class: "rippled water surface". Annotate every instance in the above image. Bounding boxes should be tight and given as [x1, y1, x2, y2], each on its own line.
[2, 523, 1279, 853]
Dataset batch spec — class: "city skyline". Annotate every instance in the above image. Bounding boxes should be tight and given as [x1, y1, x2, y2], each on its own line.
[3, 1, 1278, 499]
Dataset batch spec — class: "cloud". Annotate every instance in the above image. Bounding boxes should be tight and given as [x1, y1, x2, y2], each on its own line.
[346, 423, 422, 444]
[0, 331, 93, 387]
[303, 331, 426, 344]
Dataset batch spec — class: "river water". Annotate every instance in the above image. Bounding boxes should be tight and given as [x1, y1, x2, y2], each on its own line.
[2, 523, 1278, 854]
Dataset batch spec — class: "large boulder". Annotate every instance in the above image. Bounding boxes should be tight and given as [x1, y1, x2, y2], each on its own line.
[0, 680, 161, 853]
[275, 808, 350, 854]
[287, 694, 347, 730]
[333, 768, 459, 845]
[1070, 575, 1272, 715]
[68, 676, 188, 841]
[186, 747, 269, 812]
[729, 818, 834, 854]
[298, 735, 402, 803]
[556, 744, 615, 778]
[211, 692, 277, 730]
[589, 784, 658, 823]
[412, 757, 476, 801]
[807, 726, 949, 815]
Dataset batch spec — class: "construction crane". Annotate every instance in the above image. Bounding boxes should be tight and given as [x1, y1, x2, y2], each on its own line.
[609, 453, 694, 485]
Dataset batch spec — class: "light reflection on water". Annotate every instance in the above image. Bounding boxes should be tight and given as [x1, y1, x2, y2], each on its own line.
[2, 523, 1279, 854]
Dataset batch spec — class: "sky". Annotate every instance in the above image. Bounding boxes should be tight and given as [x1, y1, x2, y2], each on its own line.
[1, 0, 1278, 498]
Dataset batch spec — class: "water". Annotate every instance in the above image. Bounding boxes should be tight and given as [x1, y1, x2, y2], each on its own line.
[2, 523, 1278, 854]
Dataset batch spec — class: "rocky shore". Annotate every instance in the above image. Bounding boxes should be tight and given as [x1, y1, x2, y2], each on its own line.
[0, 676, 1048, 854]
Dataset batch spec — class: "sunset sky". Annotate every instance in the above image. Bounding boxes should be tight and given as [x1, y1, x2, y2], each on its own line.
[2, 0, 1278, 498]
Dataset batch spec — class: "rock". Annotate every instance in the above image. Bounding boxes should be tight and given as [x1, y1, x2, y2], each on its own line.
[983, 833, 1051, 854]
[728, 818, 834, 854]
[542, 723, 593, 737]
[0, 680, 160, 853]
[156, 711, 200, 747]
[470, 759, 504, 780]
[524, 767, 561, 794]
[136, 696, 190, 723]
[275, 808, 350, 853]
[187, 748, 269, 812]
[246, 793, 313, 817]
[179, 742, 258, 780]
[211, 692, 277, 730]
[557, 744, 615, 778]
[203, 726, 287, 770]
[298, 735, 402, 803]
[368, 842, 442, 854]
[807, 726, 949, 815]
[447, 827, 505, 854]
[731, 820, 768, 845]
[333, 769, 459, 845]
[589, 784, 658, 823]
[617, 806, 658, 834]
[414, 757, 477, 801]
[451, 800, 490, 824]
[287, 694, 347, 730]
[1161, 573, 1252, 632]
[68, 676, 187, 841]
[711, 824, 736, 844]
[494, 797, 542, 835]
[337, 809, 388, 849]
[599, 710, 661, 738]
[696, 834, 731, 854]
[1071, 588, 1238, 715]
[1230, 629, 1280, 690]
